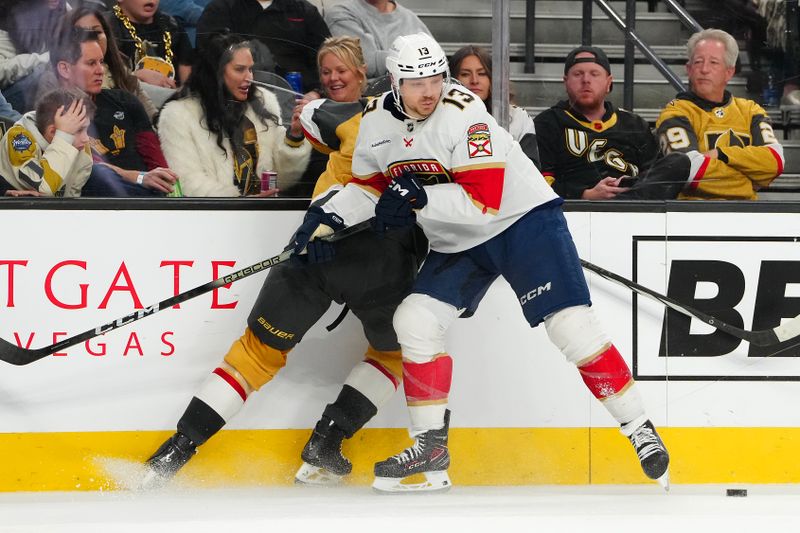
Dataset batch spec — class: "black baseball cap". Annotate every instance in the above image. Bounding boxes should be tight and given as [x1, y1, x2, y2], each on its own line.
[563, 46, 612, 76]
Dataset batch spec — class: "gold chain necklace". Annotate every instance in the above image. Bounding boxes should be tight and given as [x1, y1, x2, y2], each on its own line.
[113, 5, 175, 78]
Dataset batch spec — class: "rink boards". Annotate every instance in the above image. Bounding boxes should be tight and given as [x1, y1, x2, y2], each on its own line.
[1, 200, 800, 490]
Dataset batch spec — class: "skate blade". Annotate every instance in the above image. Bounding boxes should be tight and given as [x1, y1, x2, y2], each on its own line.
[656, 470, 670, 492]
[372, 470, 451, 493]
[294, 462, 345, 486]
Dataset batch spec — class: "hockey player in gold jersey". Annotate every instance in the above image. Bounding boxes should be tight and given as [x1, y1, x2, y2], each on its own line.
[656, 28, 784, 200]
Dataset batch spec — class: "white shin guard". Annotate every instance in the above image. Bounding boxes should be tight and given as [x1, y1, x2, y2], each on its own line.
[343, 361, 397, 409]
[195, 368, 248, 423]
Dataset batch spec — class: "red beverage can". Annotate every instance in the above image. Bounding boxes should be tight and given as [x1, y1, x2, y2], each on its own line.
[261, 171, 278, 195]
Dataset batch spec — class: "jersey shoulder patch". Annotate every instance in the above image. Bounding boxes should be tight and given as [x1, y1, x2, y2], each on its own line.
[466, 122, 492, 158]
[5, 126, 37, 164]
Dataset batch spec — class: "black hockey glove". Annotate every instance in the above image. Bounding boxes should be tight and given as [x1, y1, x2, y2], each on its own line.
[374, 171, 428, 233]
[292, 206, 346, 263]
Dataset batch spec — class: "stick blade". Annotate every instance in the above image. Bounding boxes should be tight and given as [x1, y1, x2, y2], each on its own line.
[773, 315, 800, 344]
[0, 337, 50, 366]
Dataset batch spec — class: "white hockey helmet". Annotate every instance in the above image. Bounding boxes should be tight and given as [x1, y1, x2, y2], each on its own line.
[385, 33, 450, 113]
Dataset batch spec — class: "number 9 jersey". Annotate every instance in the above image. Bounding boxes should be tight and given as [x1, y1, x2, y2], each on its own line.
[655, 91, 784, 200]
[321, 85, 560, 253]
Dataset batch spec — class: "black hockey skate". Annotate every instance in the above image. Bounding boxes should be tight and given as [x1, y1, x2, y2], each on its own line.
[140, 432, 197, 490]
[372, 410, 451, 493]
[624, 419, 670, 490]
[295, 417, 352, 486]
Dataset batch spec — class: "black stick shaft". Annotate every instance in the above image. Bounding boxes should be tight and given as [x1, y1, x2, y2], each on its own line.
[580, 259, 788, 347]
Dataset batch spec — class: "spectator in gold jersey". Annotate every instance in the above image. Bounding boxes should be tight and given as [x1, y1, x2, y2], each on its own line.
[656, 28, 785, 200]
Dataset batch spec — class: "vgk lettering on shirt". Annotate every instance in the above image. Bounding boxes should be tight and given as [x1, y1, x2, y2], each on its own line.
[564, 128, 636, 174]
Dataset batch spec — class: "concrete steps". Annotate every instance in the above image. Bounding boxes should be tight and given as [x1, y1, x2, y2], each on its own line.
[419, 12, 686, 46]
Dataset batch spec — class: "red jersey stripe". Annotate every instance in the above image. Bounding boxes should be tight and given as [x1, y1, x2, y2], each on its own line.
[213, 367, 247, 402]
[451, 166, 505, 213]
[351, 172, 391, 195]
[688, 156, 711, 191]
[768, 146, 784, 176]
[365, 359, 400, 389]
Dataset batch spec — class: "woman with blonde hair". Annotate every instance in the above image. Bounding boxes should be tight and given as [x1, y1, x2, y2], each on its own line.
[290, 35, 368, 197]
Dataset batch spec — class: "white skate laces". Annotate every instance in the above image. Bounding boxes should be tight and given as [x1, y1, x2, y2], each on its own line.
[391, 439, 425, 465]
[630, 424, 661, 460]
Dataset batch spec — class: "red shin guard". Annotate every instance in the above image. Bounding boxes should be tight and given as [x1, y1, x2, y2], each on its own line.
[578, 345, 632, 399]
[403, 355, 453, 405]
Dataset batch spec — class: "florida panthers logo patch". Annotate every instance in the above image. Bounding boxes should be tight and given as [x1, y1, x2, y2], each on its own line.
[467, 123, 492, 158]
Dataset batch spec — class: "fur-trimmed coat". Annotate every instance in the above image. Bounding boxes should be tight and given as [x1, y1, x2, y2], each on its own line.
[157, 87, 311, 196]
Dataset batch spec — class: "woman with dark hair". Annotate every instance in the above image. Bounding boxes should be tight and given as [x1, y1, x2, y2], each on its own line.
[449, 45, 540, 167]
[36, 4, 159, 119]
[156, 34, 310, 196]
[0, 0, 67, 112]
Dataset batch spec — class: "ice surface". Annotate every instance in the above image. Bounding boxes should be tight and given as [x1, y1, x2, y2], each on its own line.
[2, 484, 800, 533]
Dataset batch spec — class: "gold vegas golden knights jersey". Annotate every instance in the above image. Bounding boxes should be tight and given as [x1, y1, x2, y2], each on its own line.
[300, 98, 366, 200]
[656, 91, 784, 200]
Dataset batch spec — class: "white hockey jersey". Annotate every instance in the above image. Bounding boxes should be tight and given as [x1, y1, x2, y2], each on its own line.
[321, 86, 559, 253]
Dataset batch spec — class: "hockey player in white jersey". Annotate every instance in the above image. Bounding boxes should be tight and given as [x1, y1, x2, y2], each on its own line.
[303, 33, 670, 492]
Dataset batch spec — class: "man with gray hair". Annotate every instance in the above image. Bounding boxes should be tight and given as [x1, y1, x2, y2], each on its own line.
[656, 28, 785, 200]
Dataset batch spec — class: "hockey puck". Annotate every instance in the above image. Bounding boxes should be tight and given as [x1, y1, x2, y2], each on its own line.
[726, 489, 748, 497]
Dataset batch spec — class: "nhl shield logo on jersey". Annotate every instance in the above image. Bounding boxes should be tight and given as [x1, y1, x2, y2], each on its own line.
[467, 123, 492, 158]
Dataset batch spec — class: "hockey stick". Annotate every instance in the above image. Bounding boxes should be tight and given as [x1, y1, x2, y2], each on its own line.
[0, 220, 373, 366]
[581, 259, 800, 347]
[250, 79, 304, 99]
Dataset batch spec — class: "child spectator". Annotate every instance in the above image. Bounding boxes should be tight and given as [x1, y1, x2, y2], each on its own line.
[324, 0, 430, 80]
[108, 0, 195, 88]
[0, 88, 94, 197]
[156, 34, 310, 196]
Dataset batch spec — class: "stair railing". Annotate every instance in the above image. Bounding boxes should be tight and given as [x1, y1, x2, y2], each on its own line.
[521, 0, 704, 112]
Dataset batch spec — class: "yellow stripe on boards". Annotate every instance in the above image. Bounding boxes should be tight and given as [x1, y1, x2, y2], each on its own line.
[1, 427, 799, 492]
